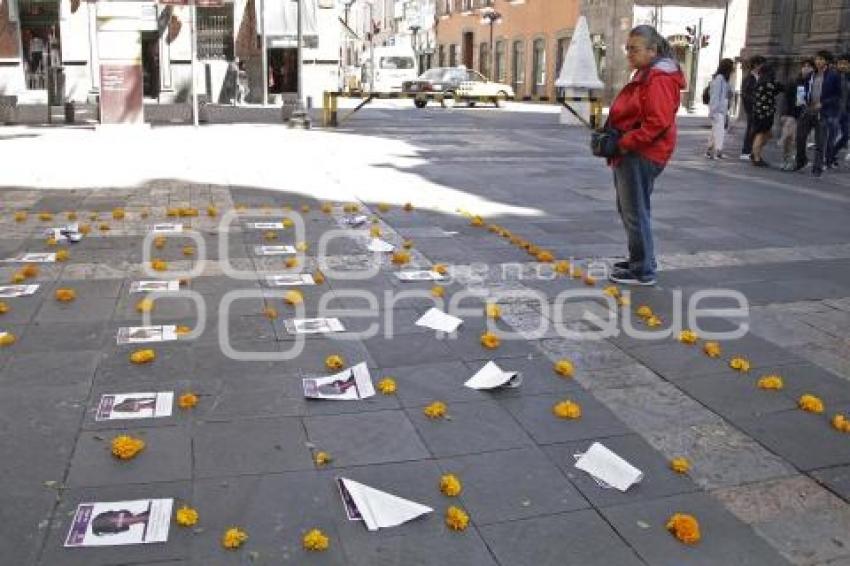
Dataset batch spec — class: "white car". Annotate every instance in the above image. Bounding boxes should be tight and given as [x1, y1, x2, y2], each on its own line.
[455, 70, 515, 106]
[403, 67, 514, 108]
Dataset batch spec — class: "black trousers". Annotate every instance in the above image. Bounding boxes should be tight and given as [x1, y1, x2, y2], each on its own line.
[741, 111, 755, 155]
[796, 111, 827, 171]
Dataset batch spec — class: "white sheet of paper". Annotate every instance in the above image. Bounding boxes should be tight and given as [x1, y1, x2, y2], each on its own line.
[152, 223, 183, 234]
[341, 215, 368, 227]
[7, 252, 56, 263]
[285, 317, 345, 335]
[303, 362, 375, 400]
[574, 442, 644, 492]
[0, 284, 39, 298]
[254, 245, 296, 256]
[129, 280, 180, 294]
[395, 270, 446, 282]
[265, 274, 315, 287]
[464, 361, 523, 390]
[249, 221, 284, 230]
[64, 498, 173, 547]
[337, 477, 433, 531]
[367, 238, 394, 253]
[116, 325, 178, 345]
[96, 392, 174, 421]
[415, 308, 463, 333]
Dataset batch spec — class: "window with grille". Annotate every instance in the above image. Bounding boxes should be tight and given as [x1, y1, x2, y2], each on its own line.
[479, 42, 489, 78]
[532, 38, 545, 95]
[494, 40, 505, 82]
[197, 6, 234, 60]
[511, 40, 525, 95]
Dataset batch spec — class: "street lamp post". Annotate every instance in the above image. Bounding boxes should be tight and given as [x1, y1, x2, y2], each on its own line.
[480, 7, 501, 80]
[289, 0, 310, 127]
[408, 24, 420, 70]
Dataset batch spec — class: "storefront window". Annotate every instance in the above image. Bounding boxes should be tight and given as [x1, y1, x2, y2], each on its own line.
[197, 6, 234, 60]
[18, 0, 60, 91]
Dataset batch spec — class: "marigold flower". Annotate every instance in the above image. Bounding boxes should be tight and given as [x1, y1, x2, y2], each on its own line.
[433, 263, 448, 275]
[264, 230, 278, 241]
[55, 249, 69, 262]
[553, 399, 582, 419]
[182, 245, 195, 257]
[0, 301, 8, 314]
[111, 435, 146, 460]
[582, 274, 597, 286]
[221, 527, 248, 550]
[46, 237, 57, 246]
[554, 359, 574, 378]
[235, 204, 246, 212]
[617, 295, 631, 307]
[391, 251, 411, 265]
[314, 451, 332, 466]
[832, 414, 850, 433]
[636, 305, 653, 319]
[263, 306, 278, 319]
[666, 513, 701, 545]
[178, 207, 198, 217]
[129, 348, 156, 364]
[78, 224, 91, 235]
[22, 265, 39, 278]
[670, 457, 690, 474]
[445, 506, 469, 531]
[377, 203, 391, 213]
[166, 207, 179, 217]
[403, 202, 414, 212]
[645, 315, 662, 328]
[431, 285, 445, 298]
[487, 224, 500, 233]
[402, 239, 414, 249]
[66, 211, 77, 220]
[284, 290, 303, 305]
[151, 259, 168, 272]
[112, 208, 125, 220]
[313, 270, 326, 285]
[153, 236, 167, 249]
[480, 332, 500, 349]
[285, 257, 299, 269]
[423, 401, 447, 419]
[14, 211, 27, 222]
[296, 241, 309, 252]
[729, 357, 751, 372]
[140, 210, 149, 219]
[301, 204, 311, 213]
[602, 285, 621, 298]
[757, 375, 784, 390]
[536, 250, 554, 263]
[178, 392, 198, 409]
[485, 303, 501, 319]
[175, 325, 192, 335]
[569, 266, 583, 279]
[99, 222, 110, 231]
[55, 288, 76, 302]
[302, 528, 329, 551]
[440, 474, 462, 497]
[799, 394, 824, 414]
[703, 341, 721, 358]
[0, 332, 16, 346]
[10, 272, 25, 284]
[325, 354, 345, 371]
[175, 505, 198, 527]
[136, 298, 154, 313]
[282, 218, 294, 229]
[88, 212, 99, 221]
[206, 205, 218, 217]
[470, 215, 484, 227]
[38, 212, 53, 221]
[321, 202, 334, 214]
[678, 329, 698, 345]
[554, 260, 571, 274]
[377, 377, 397, 395]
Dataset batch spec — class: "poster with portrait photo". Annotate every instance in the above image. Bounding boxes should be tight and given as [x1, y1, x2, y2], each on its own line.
[64, 498, 173, 547]
[0, 284, 39, 298]
[395, 270, 446, 282]
[265, 274, 315, 287]
[116, 325, 178, 345]
[248, 222, 284, 230]
[285, 317, 345, 335]
[302, 362, 375, 400]
[254, 245, 296, 256]
[4, 252, 57, 263]
[96, 392, 174, 421]
[129, 280, 180, 294]
[151, 223, 183, 234]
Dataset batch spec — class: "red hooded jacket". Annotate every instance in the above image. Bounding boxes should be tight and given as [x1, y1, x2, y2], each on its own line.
[609, 58, 686, 167]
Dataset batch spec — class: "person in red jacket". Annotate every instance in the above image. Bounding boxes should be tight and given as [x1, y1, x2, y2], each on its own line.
[607, 25, 686, 286]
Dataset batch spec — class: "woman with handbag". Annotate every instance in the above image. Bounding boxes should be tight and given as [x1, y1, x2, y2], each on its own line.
[705, 58, 734, 159]
[603, 25, 685, 286]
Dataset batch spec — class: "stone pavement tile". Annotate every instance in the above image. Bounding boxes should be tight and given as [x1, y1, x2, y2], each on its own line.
[0, 350, 99, 397]
[537, 337, 636, 371]
[205, 289, 270, 318]
[735, 410, 850, 472]
[675, 372, 797, 422]
[39, 481, 192, 566]
[340, 529, 498, 566]
[193, 376, 305, 422]
[67, 426, 191, 487]
[113, 293, 201, 323]
[95, 343, 195, 387]
[500, 391, 631, 445]
[378, 361, 491, 406]
[747, 309, 838, 348]
[194, 417, 313, 477]
[574, 363, 665, 390]
[442, 327, 538, 362]
[774, 363, 850, 406]
[363, 333, 460, 369]
[790, 339, 850, 381]
[184, 275, 262, 296]
[440, 446, 589, 525]
[407, 400, 534, 458]
[812, 466, 850, 503]
[755, 508, 850, 566]
[645, 422, 796, 490]
[13, 320, 111, 353]
[50, 277, 127, 299]
[190, 341, 290, 381]
[0, 487, 58, 566]
[33, 294, 118, 323]
[191, 471, 348, 565]
[0, 293, 43, 324]
[278, 337, 375, 374]
[599, 491, 793, 566]
[545, 434, 699, 508]
[624, 341, 739, 381]
[304, 410, 429, 467]
[593, 382, 723, 434]
[479, 509, 645, 566]
[197, 313, 277, 345]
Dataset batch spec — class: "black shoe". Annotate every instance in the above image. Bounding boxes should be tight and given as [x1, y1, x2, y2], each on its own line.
[609, 268, 656, 286]
[792, 159, 809, 172]
[813, 168, 823, 178]
[613, 260, 629, 270]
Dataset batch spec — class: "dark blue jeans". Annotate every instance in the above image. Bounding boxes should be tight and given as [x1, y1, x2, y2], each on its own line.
[830, 112, 848, 161]
[613, 153, 664, 278]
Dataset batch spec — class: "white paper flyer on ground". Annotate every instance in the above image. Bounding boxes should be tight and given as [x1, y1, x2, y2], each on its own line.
[151, 223, 183, 234]
[116, 325, 178, 345]
[395, 270, 446, 282]
[64, 498, 173, 547]
[4, 252, 56, 263]
[254, 245, 296, 256]
[464, 361, 523, 390]
[285, 317, 345, 335]
[265, 274, 315, 287]
[303, 362, 375, 400]
[574, 442, 644, 492]
[129, 280, 180, 294]
[47, 224, 83, 243]
[340, 215, 368, 227]
[336, 477, 433, 531]
[95, 392, 174, 421]
[0, 284, 39, 298]
[248, 221, 284, 230]
[367, 238, 394, 252]
[415, 308, 463, 333]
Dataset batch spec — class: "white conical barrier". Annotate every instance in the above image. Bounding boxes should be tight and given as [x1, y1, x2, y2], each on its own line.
[338, 477, 433, 531]
[556, 15, 604, 127]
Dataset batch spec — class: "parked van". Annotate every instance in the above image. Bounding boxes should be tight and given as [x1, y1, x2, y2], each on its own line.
[361, 47, 418, 93]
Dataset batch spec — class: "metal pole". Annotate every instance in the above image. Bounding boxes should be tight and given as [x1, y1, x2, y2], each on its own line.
[191, 0, 199, 126]
[369, 1, 374, 92]
[719, 0, 729, 63]
[489, 22, 493, 80]
[260, 0, 267, 105]
[297, 0, 302, 107]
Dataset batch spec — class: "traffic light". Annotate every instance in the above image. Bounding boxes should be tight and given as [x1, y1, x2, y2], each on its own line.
[700, 34, 710, 48]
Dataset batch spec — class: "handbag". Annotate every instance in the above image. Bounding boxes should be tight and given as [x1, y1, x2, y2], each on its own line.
[590, 123, 622, 158]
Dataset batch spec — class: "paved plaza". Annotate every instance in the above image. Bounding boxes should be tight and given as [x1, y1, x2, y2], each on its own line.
[1, 103, 850, 565]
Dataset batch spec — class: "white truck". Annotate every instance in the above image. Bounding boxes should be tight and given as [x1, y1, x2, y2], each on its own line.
[361, 47, 418, 93]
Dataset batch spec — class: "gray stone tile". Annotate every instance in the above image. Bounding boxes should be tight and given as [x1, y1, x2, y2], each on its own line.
[34, 295, 118, 323]
[443, 326, 539, 362]
[500, 391, 631, 445]
[538, 337, 637, 370]
[812, 466, 850, 504]
[0, 350, 99, 398]
[479, 509, 646, 566]
[774, 363, 850, 406]
[95, 343, 195, 388]
[0, 488, 57, 566]
[545, 434, 699, 508]
[13, 320, 111, 352]
[599, 492, 792, 566]
[275, 338, 376, 374]
[194, 417, 313, 477]
[340, 529, 498, 566]
[574, 363, 664, 390]
[67, 427, 191, 487]
[674, 372, 797, 422]
[379, 361, 491, 406]
[304, 410, 430, 467]
[407, 400, 534, 458]
[363, 333, 461, 368]
[755, 507, 850, 566]
[440, 446, 588, 524]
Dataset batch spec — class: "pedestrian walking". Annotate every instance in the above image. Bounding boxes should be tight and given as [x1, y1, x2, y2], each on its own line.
[740, 55, 766, 160]
[793, 50, 843, 177]
[750, 64, 782, 167]
[706, 58, 734, 159]
[827, 53, 849, 164]
[778, 59, 814, 170]
[604, 25, 685, 286]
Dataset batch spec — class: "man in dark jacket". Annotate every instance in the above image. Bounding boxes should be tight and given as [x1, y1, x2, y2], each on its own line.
[828, 53, 849, 165]
[794, 50, 843, 177]
[740, 55, 765, 159]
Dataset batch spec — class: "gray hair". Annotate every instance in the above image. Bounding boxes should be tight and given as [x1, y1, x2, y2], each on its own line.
[629, 25, 674, 60]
